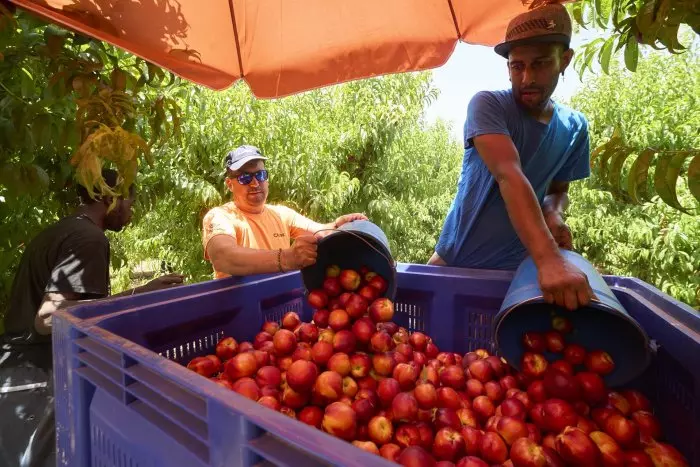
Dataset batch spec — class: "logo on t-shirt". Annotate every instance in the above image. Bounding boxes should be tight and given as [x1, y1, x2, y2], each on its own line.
[273, 232, 286, 238]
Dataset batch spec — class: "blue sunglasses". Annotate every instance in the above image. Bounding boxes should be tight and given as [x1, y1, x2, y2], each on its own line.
[235, 169, 269, 185]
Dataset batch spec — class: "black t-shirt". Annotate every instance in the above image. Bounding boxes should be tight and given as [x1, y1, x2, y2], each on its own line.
[3, 214, 110, 345]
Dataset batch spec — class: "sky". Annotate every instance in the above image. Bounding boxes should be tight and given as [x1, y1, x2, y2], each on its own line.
[425, 29, 601, 142]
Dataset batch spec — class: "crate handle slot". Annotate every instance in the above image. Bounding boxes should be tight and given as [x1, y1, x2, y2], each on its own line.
[126, 381, 209, 444]
[247, 432, 331, 467]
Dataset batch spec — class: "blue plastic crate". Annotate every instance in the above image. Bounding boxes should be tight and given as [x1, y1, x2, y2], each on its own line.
[52, 264, 700, 467]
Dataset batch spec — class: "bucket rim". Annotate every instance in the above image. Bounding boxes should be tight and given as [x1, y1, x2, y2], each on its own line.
[315, 227, 397, 270]
[501, 283, 621, 310]
[493, 295, 652, 363]
[301, 227, 398, 300]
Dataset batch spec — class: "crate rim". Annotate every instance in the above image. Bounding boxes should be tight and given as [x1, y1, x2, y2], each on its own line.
[57, 264, 699, 342]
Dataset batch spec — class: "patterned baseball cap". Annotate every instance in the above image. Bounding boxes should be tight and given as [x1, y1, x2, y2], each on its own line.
[494, 3, 572, 58]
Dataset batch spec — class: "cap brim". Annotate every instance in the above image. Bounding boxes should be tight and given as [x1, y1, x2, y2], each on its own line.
[228, 155, 268, 171]
[494, 34, 571, 58]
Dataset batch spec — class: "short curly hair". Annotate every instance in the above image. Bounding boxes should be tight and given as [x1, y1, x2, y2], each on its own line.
[76, 169, 136, 204]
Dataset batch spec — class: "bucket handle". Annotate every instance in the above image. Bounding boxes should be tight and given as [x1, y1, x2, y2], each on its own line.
[314, 228, 397, 270]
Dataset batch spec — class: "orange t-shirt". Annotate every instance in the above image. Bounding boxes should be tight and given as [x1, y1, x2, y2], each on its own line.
[202, 202, 315, 278]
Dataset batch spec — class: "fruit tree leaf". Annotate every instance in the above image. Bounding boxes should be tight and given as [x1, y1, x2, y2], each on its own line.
[594, 0, 611, 28]
[624, 34, 639, 72]
[652, 151, 693, 213]
[688, 153, 700, 205]
[571, 1, 586, 28]
[20, 68, 34, 98]
[627, 148, 656, 204]
[589, 142, 607, 170]
[599, 36, 616, 74]
[608, 145, 635, 200]
[584, 38, 606, 73]
[598, 139, 623, 188]
[616, 31, 630, 52]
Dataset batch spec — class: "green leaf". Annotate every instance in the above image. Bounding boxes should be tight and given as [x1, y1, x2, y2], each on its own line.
[615, 32, 629, 52]
[624, 35, 639, 72]
[571, 1, 586, 28]
[598, 140, 624, 188]
[627, 148, 656, 204]
[594, 0, 611, 28]
[146, 62, 158, 84]
[582, 38, 606, 75]
[594, 0, 604, 27]
[689, 154, 700, 204]
[20, 67, 33, 98]
[599, 36, 616, 74]
[608, 146, 635, 199]
[612, 0, 624, 28]
[589, 141, 607, 169]
[653, 151, 695, 213]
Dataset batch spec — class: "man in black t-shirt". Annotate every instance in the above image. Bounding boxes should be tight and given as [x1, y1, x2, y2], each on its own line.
[1, 169, 183, 467]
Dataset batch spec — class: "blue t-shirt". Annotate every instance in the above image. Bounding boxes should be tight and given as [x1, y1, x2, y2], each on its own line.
[435, 89, 590, 270]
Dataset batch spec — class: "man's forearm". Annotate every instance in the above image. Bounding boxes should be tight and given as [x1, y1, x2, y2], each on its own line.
[543, 190, 569, 216]
[34, 294, 86, 335]
[112, 285, 146, 297]
[497, 170, 561, 266]
[211, 246, 287, 276]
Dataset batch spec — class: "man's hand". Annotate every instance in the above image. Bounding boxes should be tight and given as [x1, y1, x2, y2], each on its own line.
[35, 291, 82, 335]
[282, 235, 318, 270]
[334, 213, 368, 228]
[538, 255, 595, 311]
[141, 273, 185, 293]
[544, 211, 573, 250]
[427, 252, 447, 266]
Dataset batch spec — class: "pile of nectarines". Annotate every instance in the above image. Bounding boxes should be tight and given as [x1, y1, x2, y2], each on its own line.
[186, 266, 688, 467]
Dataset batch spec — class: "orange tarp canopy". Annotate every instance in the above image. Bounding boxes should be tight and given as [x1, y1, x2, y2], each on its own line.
[10, 0, 562, 98]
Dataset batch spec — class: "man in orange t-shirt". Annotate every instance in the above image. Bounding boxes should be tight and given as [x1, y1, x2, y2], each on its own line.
[202, 145, 367, 278]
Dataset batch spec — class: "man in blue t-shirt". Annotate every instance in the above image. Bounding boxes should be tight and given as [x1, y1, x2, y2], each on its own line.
[430, 4, 595, 311]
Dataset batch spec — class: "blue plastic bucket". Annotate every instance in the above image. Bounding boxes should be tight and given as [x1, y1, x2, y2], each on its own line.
[301, 220, 397, 301]
[493, 249, 651, 387]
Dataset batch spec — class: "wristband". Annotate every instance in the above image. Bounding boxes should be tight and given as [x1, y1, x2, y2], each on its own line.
[277, 248, 284, 273]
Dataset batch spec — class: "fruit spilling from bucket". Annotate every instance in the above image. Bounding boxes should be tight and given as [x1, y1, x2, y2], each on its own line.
[184, 266, 688, 467]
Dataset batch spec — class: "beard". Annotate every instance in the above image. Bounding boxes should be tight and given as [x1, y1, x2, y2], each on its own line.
[514, 75, 559, 112]
[517, 89, 545, 108]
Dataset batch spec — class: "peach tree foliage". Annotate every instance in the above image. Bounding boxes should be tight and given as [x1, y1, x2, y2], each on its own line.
[555, 0, 700, 216]
[0, 12, 181, 313]
[564, 0, 699, 74]
[567, 46, 699, 308]
[579, 39, 700, 214]
[109, 74, 462, 291]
